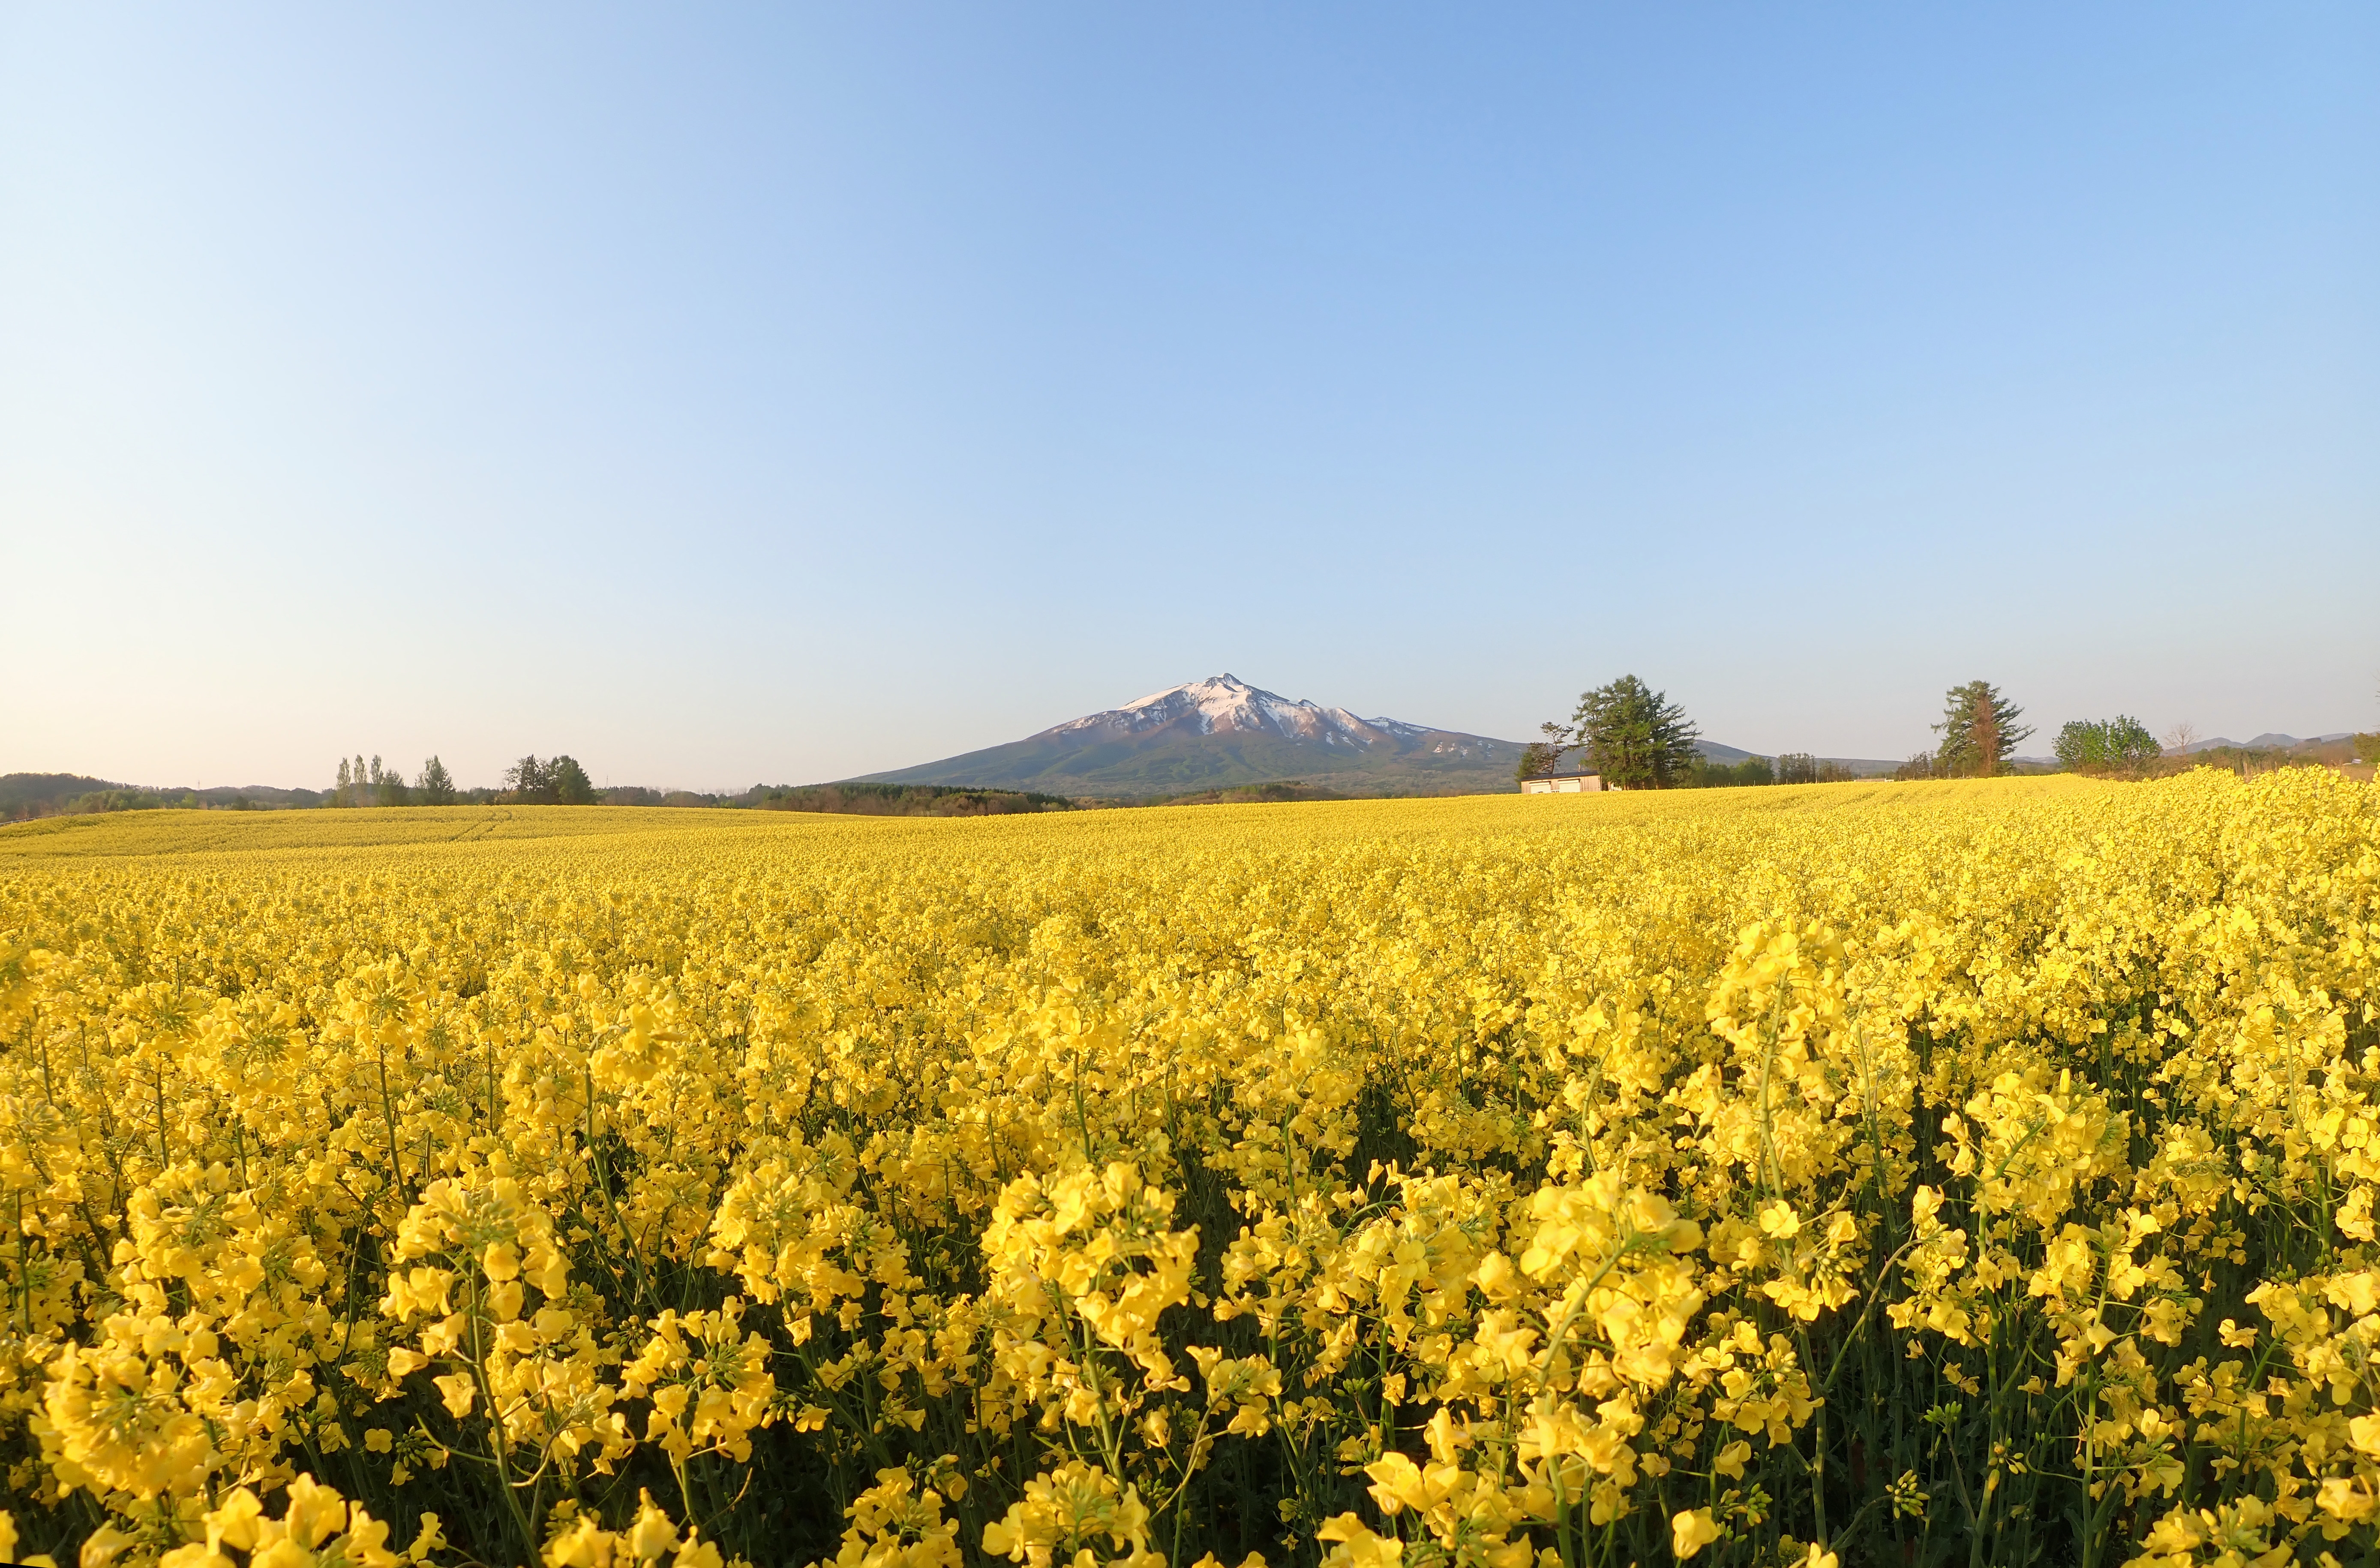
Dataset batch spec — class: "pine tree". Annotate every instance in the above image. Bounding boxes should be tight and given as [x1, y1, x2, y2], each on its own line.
[415, 756, 457, 805]
[1933, 681, 2032, 778]
[547, 756, 595, 804]
[1570, 675, 1700, 789]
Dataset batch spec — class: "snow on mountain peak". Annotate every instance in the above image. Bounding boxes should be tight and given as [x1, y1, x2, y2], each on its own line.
[1122, 672, 1255, 716]
[1050, 675, 1405, 744]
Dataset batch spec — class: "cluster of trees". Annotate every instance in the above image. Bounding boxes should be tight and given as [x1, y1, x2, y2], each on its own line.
[1683, 753, 1864, 789]
[1692, 754, 1777, 788]
[1519, 675, 1704, 789]
[1517, 675, 2189, 791]
[44, 788, 193, 815]
[2053, 715, 2161, 772]
[1785, 753, 1861, 784]
[751, 782, 1072, 817]
[589, 782, 1079, 814]
[1513, 677, 2372, 789]
[1520, 676, 1865, 791]
[330, 754, 458, 807]
[596, 786, 726, 808]
[1125, 781, 1352, 807]
[501, 754, 595, 805]
[324, 753, 593, 806]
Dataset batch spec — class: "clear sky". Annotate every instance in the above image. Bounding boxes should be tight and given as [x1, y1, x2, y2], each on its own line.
[4, 5, 2374, 791]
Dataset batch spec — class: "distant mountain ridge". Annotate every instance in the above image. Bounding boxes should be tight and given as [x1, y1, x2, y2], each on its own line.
[2179, 733, 2351, 752]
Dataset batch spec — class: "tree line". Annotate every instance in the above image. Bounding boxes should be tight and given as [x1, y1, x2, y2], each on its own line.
[330, 754, 451, 806]
[1517, 675, 1879, 791]
[1517, 673, 2267, 789]
[1688, 752, 1864, 788]
[317, 762, 1064, 815]
[749, 782, 1073, 816]
[324, 753, 591, 806]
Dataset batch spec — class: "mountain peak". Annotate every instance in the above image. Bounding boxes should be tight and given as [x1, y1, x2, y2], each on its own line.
[1078, 674, 1378, 742]
[1122, 672, 1251, 711]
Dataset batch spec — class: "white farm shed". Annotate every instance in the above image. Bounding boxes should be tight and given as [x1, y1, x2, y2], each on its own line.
[1520, 772, 1607, 794]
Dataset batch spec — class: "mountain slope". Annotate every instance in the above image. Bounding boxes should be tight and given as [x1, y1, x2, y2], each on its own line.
[853, 675, 1528, 797]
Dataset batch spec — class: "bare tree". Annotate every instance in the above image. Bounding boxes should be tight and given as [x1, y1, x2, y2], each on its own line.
[2162, 720, 2202, 758]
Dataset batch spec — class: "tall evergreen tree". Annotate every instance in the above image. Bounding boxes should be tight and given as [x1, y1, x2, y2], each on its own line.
[1570, 675, 1700, 789]
[415, 756, 457, 805]
[547, 755, 595, 804]
[1933, 681, 2032, 777]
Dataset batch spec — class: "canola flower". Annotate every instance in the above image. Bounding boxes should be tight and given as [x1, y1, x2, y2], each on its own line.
[0, 772, 2376, 1567]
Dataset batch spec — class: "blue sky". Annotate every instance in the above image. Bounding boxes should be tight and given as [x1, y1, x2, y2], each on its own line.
[3, 5, 2374, 790]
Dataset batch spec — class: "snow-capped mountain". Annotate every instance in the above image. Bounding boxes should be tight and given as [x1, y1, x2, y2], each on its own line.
[1050, 674, 1421, 748]
[854, 675, 1522, 797]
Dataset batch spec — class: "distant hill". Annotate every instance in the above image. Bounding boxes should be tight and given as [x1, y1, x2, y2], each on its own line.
[3, 772, 324, 821]
[854, 674, 1529, 798]
[0, 773, 122, 813]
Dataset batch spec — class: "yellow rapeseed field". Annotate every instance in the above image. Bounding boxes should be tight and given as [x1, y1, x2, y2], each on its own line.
[3, 773, 2377, 1568]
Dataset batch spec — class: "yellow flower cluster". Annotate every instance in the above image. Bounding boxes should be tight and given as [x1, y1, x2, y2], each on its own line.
[2, 769, 2377, 1567]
